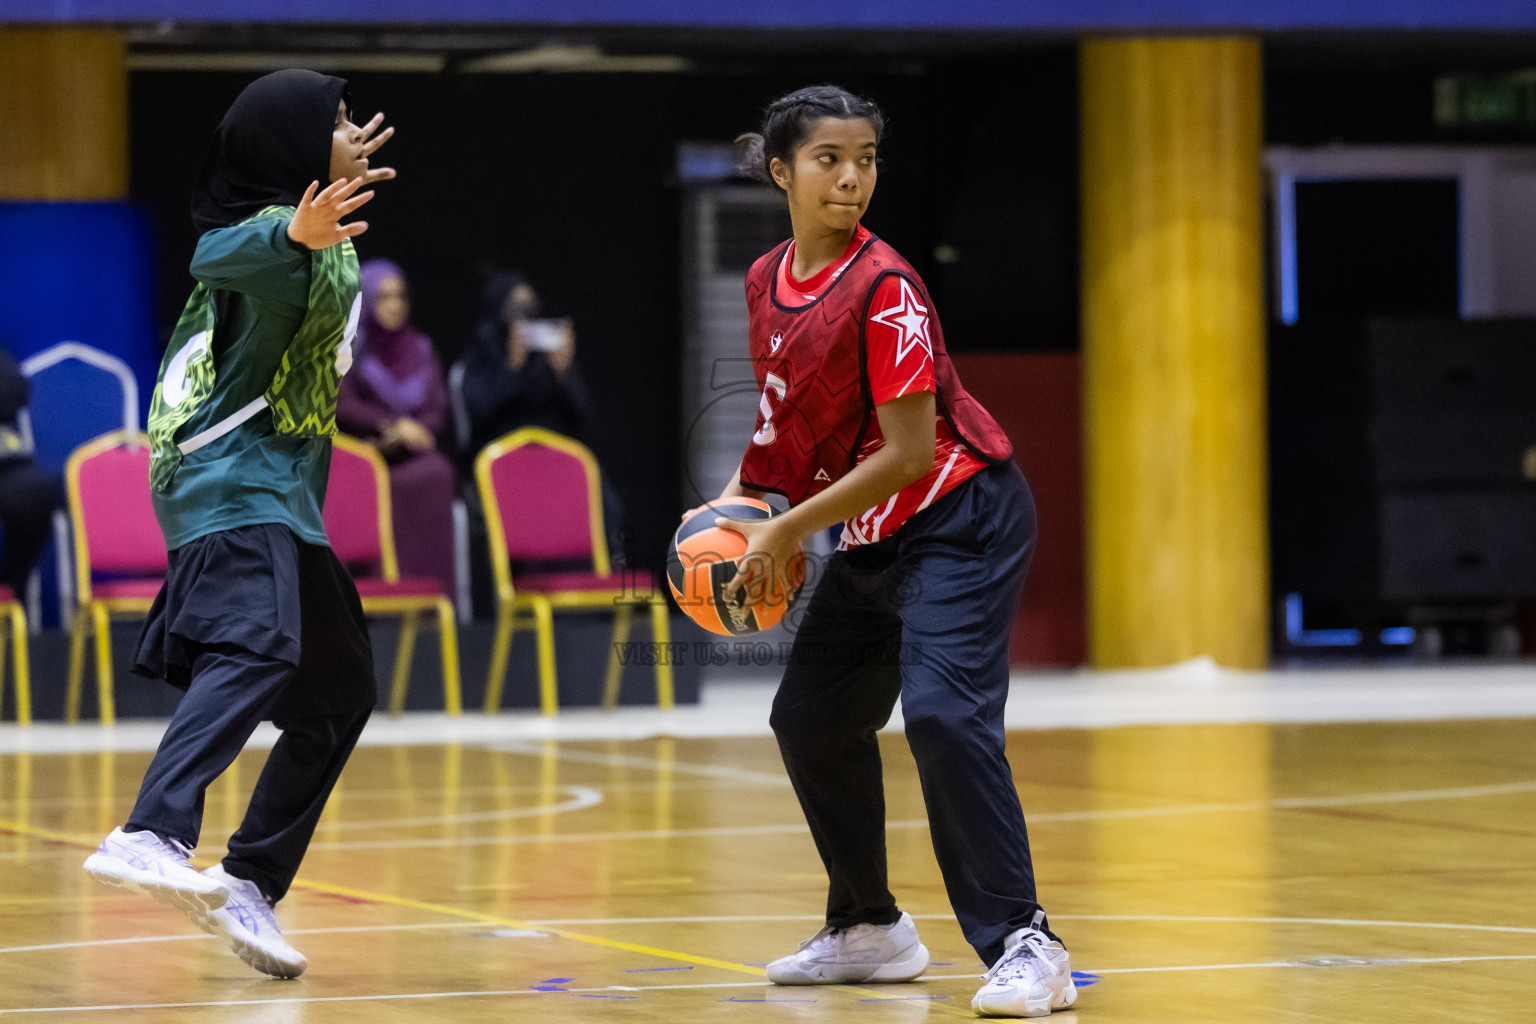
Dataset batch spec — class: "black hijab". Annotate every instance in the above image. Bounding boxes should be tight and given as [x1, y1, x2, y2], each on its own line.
[191, 69, 350, 237]
[473, 270, 536, 356]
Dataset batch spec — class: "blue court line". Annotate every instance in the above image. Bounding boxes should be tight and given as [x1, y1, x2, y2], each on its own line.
[530, 978, 574, 991]
[624, 966, 695, 973]
[721, 997, 816, 1003]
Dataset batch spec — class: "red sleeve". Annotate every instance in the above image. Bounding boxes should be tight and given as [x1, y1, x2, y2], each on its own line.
[864, 274, 935, 406]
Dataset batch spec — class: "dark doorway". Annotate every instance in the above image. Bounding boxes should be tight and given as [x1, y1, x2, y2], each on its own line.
[1294, 178, 1461, 320]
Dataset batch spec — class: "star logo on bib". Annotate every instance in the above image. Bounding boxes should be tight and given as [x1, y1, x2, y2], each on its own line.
[770, 331, 784, 353]
[869, 278, 932, 366]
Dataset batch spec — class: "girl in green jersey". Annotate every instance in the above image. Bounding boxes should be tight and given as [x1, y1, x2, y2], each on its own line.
[83, 70, 395, 980]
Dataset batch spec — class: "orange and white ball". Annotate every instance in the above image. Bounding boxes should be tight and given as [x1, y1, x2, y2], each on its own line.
[667, 498, 806, 636]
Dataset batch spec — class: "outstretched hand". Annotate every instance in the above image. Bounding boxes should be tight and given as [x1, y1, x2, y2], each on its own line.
[286, 167, 396, 250]
[355, 112, 395, 160]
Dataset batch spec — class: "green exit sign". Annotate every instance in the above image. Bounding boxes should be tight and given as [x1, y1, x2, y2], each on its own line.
[1435, 73, 1536, 128]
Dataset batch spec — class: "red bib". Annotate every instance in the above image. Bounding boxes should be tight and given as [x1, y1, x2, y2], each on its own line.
[739, 229, 1011, 543]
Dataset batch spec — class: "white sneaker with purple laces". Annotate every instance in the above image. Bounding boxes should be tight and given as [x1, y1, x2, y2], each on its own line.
[971, 927, 1077, 1017]
[191, 864, 307, 979]
[83, 827, 228, 914]
[766, 911, 930, 985]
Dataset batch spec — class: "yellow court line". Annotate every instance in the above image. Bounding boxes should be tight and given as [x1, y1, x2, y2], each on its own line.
[285, 875, 767, 977]
[0, 820, 100, 847]
[288, 876, 969, 1012]
[0, 817, 763, 979]
[2, 816, 970, 1013]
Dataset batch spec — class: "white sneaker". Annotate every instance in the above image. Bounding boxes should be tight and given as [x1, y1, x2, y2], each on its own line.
[83, 827, 228, 915]
[971, 928, 1077, 1017]
[766, 911, 930, 985]
[194, 865, 307, 979]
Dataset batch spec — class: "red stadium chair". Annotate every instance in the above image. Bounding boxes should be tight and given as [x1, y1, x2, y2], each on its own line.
[325, 434, 462, 715]
[474, 427, 673, 716]
[64, 430, 165, 725]
[0, 585, 30, 725]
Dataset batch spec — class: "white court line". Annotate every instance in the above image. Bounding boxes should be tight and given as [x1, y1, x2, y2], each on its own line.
[519, 912, 1536, 936]
[487, 740, 790, 785]
[11, 776, 1534, 853]
[1082, 953, 1536, 975]
[11, 770, 1532, 856]
[9, 912, 1536, 959]
[0, 921, 483, 956]
[300, 776, 1536, 851]
[0, 990, 548, 1015]
[304, 820, 855, 851]
[1271, 778, 1536, 807]
[5, 662, 1536, 756]
[0, 779, 737, 814]
[1046, 914, 1536, 936]
[314, 786, 603, 830]
[521, 913, 826, 925]
[6, 956, 1536, 1014]
[1025, 778, 1536, 823]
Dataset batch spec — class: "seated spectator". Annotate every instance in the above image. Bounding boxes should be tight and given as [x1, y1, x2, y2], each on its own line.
[0, 342, 65, 597]
[459, 272, 595, 466]
[457, 271, 629, 573]
[335, 260, 457, 600]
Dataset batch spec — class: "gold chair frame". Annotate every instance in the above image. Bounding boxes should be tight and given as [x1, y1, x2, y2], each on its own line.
[331, 434, 462, 716]
[0, 590, 30, 725]
[474, 427, 673, 716]
[65, 429, 156, 725]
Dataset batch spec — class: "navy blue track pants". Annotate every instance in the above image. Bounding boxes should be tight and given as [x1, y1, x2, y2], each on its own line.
[770, 460, 1055, 968]
[127, 526, 375, 902]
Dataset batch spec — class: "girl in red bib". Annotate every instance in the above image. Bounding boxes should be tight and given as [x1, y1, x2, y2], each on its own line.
[714, 86, 1076, 1018]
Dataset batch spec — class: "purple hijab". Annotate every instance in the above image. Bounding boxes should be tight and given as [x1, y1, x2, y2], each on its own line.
[355, 259, 434, 416]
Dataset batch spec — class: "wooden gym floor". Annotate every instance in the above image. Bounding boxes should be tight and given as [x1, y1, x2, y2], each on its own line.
[1, 671, 1534, 1022]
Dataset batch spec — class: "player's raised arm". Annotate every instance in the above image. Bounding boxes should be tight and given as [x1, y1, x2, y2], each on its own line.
[286, 169, 395, 249]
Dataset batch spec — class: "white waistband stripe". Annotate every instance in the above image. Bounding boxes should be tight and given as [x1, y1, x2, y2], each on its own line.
[176, 396, 268, 455]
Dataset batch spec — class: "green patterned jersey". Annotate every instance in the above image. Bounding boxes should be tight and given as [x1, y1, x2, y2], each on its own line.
[147, 207, 360, 549]
[265, 211, 361, 438]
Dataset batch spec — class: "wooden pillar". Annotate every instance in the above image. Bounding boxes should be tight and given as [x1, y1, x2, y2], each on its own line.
[1080, 37, 1268, 669]
[0, 28, 128, 200]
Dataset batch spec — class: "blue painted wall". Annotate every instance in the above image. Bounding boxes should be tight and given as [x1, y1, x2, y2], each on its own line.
[0, 203, 159, 430]
[7, 0, 1536, 30]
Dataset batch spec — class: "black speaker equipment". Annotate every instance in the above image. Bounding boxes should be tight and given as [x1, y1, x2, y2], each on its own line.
[1270, 317, 1536, 610]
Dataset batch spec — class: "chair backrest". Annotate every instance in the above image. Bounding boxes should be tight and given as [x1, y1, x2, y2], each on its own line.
[475, 428, 608, 594]
[21, 342, 140, 473]
[66, 430, 166, 602]
[324, 435, 399, 582]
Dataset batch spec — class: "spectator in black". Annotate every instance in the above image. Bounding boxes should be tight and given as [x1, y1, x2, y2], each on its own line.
[0, 343, 65, 597]
[455, 272, 629, 573]
[457, 271, 594, 470]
